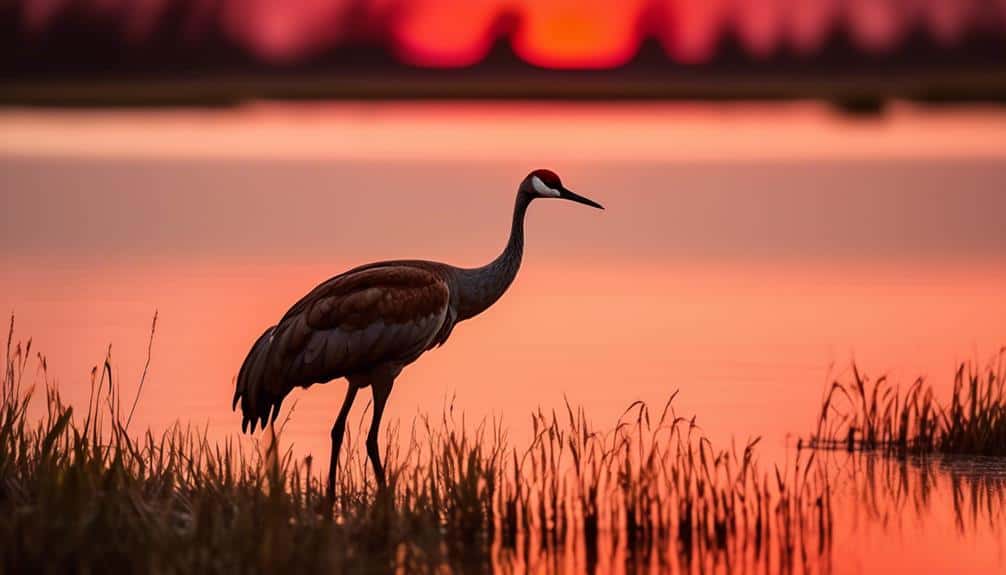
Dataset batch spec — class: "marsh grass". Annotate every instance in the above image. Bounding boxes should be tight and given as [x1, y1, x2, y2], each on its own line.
[1, 317, 831, 573]
[805, 351, 1006, 456]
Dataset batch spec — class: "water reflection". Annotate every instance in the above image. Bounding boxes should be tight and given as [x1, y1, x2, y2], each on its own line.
[836, 453, 1006, 537]
[472, 451, 1006, 574]
[315, 399, 834, 575]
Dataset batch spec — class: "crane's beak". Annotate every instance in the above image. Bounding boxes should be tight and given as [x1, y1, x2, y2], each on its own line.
[560, 187, 604, 210]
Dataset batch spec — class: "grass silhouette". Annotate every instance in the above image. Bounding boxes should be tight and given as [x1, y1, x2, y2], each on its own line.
[1, 316, 830, 573]
[805, 352, 1005, 456]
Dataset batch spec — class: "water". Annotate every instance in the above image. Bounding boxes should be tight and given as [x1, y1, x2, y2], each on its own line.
[473, 453, 1006, 574]
[1, 102, 1005, 573]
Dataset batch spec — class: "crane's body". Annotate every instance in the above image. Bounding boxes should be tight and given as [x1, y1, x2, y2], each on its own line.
[233, 169, 602, 500]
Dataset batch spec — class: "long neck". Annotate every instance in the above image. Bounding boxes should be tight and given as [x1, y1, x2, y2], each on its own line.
[454, 192, 532, 321]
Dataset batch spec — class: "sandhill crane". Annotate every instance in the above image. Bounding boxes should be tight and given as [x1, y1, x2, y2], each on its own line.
[233, 169, 602, 501]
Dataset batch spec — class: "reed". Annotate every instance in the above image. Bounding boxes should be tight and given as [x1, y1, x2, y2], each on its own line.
[804, 351, 1006, 456]
[1, 317, 831, 573]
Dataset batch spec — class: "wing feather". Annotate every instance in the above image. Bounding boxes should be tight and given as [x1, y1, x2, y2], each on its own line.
[234, 264, 453, 432]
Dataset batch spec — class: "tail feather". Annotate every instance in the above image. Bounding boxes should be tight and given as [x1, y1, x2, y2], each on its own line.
[234, 326, 289, 434]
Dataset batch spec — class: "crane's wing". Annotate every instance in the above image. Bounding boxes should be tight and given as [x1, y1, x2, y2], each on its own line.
[234, 264, 451, 432]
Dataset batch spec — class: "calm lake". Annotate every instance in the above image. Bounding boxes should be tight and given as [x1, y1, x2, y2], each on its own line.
[2, 102, 1005, 573]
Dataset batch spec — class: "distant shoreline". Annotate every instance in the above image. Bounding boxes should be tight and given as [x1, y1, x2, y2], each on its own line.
[3, 70, 1006, 109]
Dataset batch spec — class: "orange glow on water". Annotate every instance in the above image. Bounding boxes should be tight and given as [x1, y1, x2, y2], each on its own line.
[5, 257, 1004, 450]
[4, 258, 1006, 572]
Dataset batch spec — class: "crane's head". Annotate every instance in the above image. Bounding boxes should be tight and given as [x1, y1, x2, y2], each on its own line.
[520, 169, 604, 210]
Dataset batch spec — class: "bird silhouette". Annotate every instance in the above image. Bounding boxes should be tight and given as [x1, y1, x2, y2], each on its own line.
[233, 169, 603, 501]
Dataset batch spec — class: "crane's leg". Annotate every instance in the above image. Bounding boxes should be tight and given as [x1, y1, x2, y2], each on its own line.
[326, 384, 358, 504]
[366, 374, 395, 490]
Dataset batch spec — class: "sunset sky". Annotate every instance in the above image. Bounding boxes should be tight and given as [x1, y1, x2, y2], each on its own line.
[10, 0, 1006, 66]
